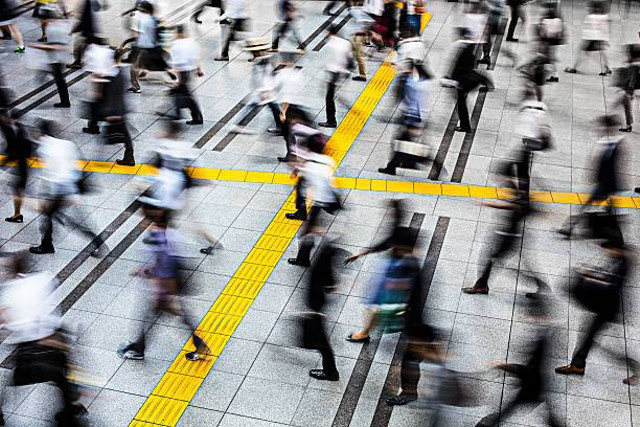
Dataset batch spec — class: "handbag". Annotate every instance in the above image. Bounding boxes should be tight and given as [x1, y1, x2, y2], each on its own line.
[105, 121, 128, 145]
[571, 270, 619, 315]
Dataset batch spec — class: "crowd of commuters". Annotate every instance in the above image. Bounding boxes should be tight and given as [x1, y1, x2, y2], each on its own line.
[0, 0, 637, 425]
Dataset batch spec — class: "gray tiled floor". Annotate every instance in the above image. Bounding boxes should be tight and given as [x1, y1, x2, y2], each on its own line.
[0, 0, 639, 426]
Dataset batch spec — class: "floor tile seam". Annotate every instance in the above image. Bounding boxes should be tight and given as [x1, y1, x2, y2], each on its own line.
[130, 46, 398, 427]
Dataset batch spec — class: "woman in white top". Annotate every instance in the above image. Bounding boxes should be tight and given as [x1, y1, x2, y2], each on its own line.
[565, 0, 611, 76]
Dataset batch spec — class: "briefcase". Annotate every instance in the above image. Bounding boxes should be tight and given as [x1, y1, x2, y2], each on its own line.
[105, 121, 129, 145]
[393, 138, 430, 158]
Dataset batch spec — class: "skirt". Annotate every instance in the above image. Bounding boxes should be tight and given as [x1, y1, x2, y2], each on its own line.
[583, 40, 606, 52]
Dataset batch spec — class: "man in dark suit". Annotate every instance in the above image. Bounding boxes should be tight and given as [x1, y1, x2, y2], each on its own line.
[505, 0, 525, 42]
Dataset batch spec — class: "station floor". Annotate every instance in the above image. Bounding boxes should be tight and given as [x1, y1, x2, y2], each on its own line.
[0, 0, 640, 426]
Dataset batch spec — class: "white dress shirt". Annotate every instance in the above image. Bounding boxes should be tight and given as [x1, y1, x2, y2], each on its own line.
[326, 36, 353, 74]
[37, 135, 81, 196]
[170, 38, 201, 72]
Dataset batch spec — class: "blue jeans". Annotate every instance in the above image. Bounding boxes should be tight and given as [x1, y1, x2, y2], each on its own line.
[408, 14, 421, 36]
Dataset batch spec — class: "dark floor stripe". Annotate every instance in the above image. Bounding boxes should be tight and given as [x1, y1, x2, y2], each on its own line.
[14, 72, 90, 118]
[331, 213, 426, 427]
[312, 13, 352, 51]
[450, 19, 507, 183]
[369, 216, 450, 427]
[212, 104, 265, 151]
[193, 96, 250, 149]
[300, 2, 349, 50]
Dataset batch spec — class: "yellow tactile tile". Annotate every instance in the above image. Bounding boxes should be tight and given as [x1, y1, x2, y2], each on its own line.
[265, 222, 299, 238]
[272, 173, 297, 185]
[610, 196, 636, 209]
[197, 312, 242, 336]
[355, 178, 371, 190]
[84, 161, 114, 173]
[209, 294, 253, 316]
[189, 167, 220, 180]
[245, 171, 275, 183]
[234, 263, 273, 282]
[183, 332, 229, 356]
[245, 248, 282, 267]
[224, 277, 265, 298]
[414, 182, 441, 195]
[218, 169, 248, 182]
[530, 190, 553, 203]
[387, 180, 414, 194]
[168, 352, 216, 378]
[137, 164, 158, 176]
[334, 177, 356, 189]
[133, 396, 188, 426]
[255, 235, 292, 252]
[441, 183, 470, 197]
[153, 373, 204, 401]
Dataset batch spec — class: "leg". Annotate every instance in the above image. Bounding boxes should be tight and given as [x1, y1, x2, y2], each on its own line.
[622, 91, 634, 128]
[352, 34, 367, 79]
[8, 24, 23, 47]
[315, 316, 339, 377]
[506, 5, 519, 40]
[220, 25, 233, 58]
[570, 314, 609, 369]
[398, 344, 422, 400]
[456, 89, 471, 131]
[287, 178, 308, 220]
[267, 102, 282, 131]
[323, 72, 339, 126]
[120, 120, 135, 163]
[52, 63, 70, 106]
[272, 21, 286, 50]
[130, 56, 141, 91]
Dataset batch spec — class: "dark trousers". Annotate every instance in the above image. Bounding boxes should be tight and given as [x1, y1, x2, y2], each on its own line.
[272, 18, 303, 50]
[400, 345, 422, 399]
[118, 119, 135, 161]
[476, 217, 521, 288]
[571, 313, 609, 369]
[221, 19, 246, 57]
[325, 71, 340, 125]
[175, 72, 203, 123]
[193, 0, 224, 21]
[457, 89, 470, 130]
[40, 195, 103, 250]
[281, 105, 309, 159]
[52, 63, 70, 106]
[506, 4, 524, 40]
[305, 315, 338, 375]
[268, 101, 282, 130]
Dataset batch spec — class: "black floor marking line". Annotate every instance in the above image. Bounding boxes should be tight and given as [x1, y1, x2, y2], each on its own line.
[331, 213, 426, 427]
[450, 18, 507, 183]
[207, 5, 349, 151]
[14, 72, 91, 118]
[428, 19, 506, 181]
[369, 216, 450, 427]
[0, 216, 150, 370]
[8, 69, 76, 110]
[312, 13, 351, 51]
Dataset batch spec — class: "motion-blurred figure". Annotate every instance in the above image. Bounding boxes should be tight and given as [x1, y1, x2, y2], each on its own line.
[611, 43, 640, 132]
[565, 0, 611, 76]
[505, 0, 525, 42]
[0, 0, 26, 52]
[347, 227, 420, 342]
[555, 231, 637, 384]
[192, 0, 227, 25]
[558, 115, 624, 238]
[319, 24, 354, 129]
[29, 119, 106, 256]
[476, 295, 562, 426]
[463, 94, 551, 296]
[31, 8, 71, 108]
[169, 25, 204, 126]
[118, 122, 211, 362]
[271, 0, 304, 52]
[536, 0, 565, 83]
[1, 111, 33, 223]
[301, 241, 341, 381]
[287, 127, 340, 266]
[448, 27, 493, 133]
[349, 5, 371, 82]
[68, 0, 102, 69]
[0, 254, 86, 426]
[480, 0, 502, 66]
[215, 0, 249, 61]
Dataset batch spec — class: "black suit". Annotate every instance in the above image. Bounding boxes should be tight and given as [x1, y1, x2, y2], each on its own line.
[451, 42, 488, 130]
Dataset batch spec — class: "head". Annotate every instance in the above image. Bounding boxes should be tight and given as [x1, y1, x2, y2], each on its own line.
[392, 226, 417, 257]
[327, 24, 339, 38]
[139, 1, 154, 15]
[36, 118, 58, 139]
[7, 252, 27, 278]
[456, 26, 472, 41]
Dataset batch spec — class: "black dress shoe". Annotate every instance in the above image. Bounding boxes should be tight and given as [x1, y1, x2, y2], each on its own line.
[478, 57, 490, 65]
[620, 126, 632, 132]
[277, 156, 292, 162]
[318, 121, 337, 128]
[186, 120, 204, 125]
[66, 62, 82, 69]
[546, 76, 559, 82]
[29, 245, 55, 255]
[82, 127, 100, 134]
[309, 369, 339, 381]
[288, 258, 310, 267]
[116, 159, 136, 166]
[454, 126, 471, 132]
[506, 37, 519, 42]
[53, 103, 70, 108]
[285, 212, 307, 221]
[346, 334, 370, 343]
[386, 394, 417, 405]
[462, 286, 489, 295]
[5, 215, 23, 223]
[215, 56, 229, 62]
[352, 76, 367, 82]
[378, 167, 396, 175]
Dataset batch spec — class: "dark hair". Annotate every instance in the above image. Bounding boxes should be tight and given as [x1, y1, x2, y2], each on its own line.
[327, 24, 339, 35]
[139, 1, 154, 14]
[393, 226, 417, 249]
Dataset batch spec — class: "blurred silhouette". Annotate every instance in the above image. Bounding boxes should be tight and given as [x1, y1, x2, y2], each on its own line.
[611, 43, 640, 132]
[1, 111, 33, 223]
[565, 0, 611, 76]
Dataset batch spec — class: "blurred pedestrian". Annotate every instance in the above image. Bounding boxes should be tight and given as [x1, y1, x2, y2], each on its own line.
[215, 0, 249, 61]
[349, 6, 372, 82]
[1, 111, 33, 223]
[505, 0, 525, 42]
[67, 0, 102, 70]
[31, 8, 71, 108]
[611, 43, 640, 132]
[169, 25, 204, 125]
[536, 0, 565, 83]
[565, 0, 611, 76]
[271, 0, 304, 52]
[29, 119, 106, 256]
[0, 0, 26, 52]
[319, 24, 353, 128]
[480, 0, 502, 66]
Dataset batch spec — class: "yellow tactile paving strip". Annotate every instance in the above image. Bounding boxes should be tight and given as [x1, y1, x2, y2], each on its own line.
[128, 17, 414, 425]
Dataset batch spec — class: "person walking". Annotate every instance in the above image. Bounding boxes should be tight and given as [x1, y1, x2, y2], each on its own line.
[67, 0, 102, 69]
[192, 0, 227, 25]
[505, 0, 525, 42]
[29, 119, 106, 256]
[31, 9, 71, 108]
[1, 112, 33, 223]
[565, 0, 611, 76]
[319, 24, 353, 128]
[271, 0, 304, 52]
[169, 25, 204, 125]
[611, 43, 640, 132]
[0, 0, 26, 52]
[215, 0, 249, 61]
[480, 0, 503, 66]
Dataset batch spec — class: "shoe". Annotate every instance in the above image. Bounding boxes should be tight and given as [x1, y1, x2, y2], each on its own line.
[116, 159, 136, 166]
[352, 76, 367, 82]
[288, 258, 310, 267]
[599, 68, 612, 76]
[29, 245, 55, 255]
[555, 364, 585, 376]
[167, 72, 178, 81]
[346, 334, 370, 343]
[318, 121, 337, 128]
[186, 120, 204, 125]
[378, 167, 396, 175]
[267, 127, 283, 135]
[564, 67, 577, 74]
[479, 85, 494, 92]
[624, 375, 639, 385]
[454, 126, 471, 132]
[546, 76, 559, 82]
[310, 369, 339, 381]
[37, 36, 47, 42]
[635, 187, 640, 193]
[117, 343, 144, 360]
[506, 37, 519, 42]
[620, 126, 632, 132]
[126, 87, 141, 93]
[556, 227, 571, 238]
[386, 394, 417, 406]
[215, 56, 229, 62]
[5, 215, 23, 223]
[285, 212, 307, 221]
[462, 286, 489, 295]
[53, 103, 70, 108]
[66, 62, 82, 70]
[82, 127, 100, 134]
[185, 351, 205, 361]
[200, 245, 217, 255]
[219, 19, 231, 25]
[277, 156, 292, 162]
[478, 57, 490, 65]
[14, 46, 25, 53]
[525, 292, 538, 299]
